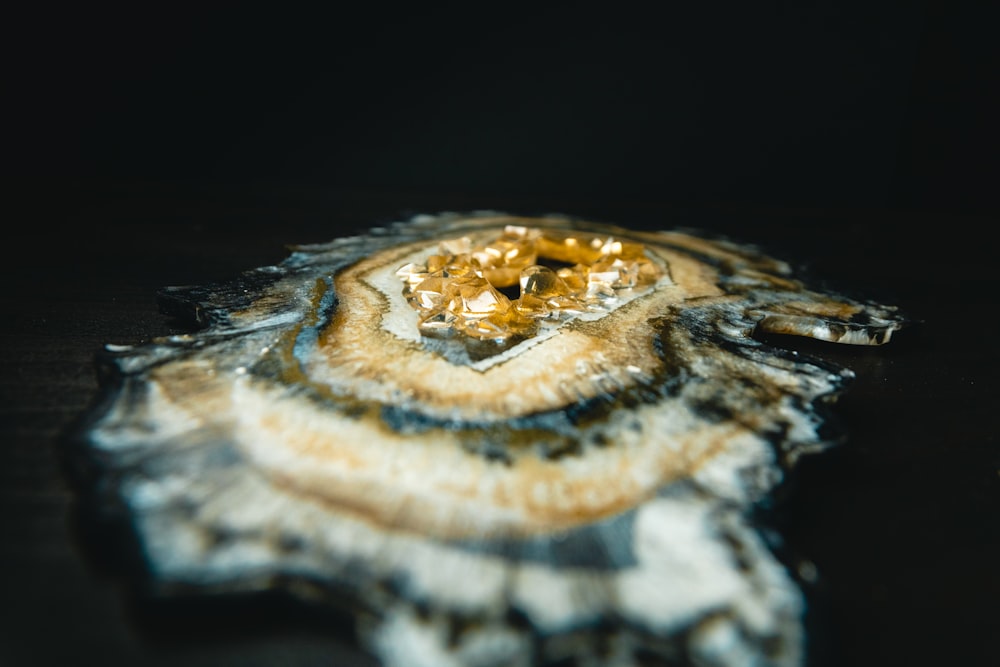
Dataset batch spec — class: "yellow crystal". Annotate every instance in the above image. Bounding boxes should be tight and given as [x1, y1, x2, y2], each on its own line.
[439, 236, 472, 256]
[443, 276, 509, 318]
[396, 226, 664, 342]
[520, 266, 571, 299]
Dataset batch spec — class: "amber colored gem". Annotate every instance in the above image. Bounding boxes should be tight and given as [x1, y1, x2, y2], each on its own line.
[520, 266, 571, 299]
[395, 226, 664, 342]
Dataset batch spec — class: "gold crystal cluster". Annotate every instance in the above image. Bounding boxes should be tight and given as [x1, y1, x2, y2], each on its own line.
[395, 225, 663, 342]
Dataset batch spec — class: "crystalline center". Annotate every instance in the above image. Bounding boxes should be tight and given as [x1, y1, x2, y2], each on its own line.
[395, 224, 664, 342]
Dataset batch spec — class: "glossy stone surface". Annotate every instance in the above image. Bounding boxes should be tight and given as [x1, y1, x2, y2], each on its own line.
[75, 212, 908, 667]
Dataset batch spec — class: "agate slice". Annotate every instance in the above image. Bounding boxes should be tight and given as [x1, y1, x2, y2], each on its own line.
[75, 212, 906, 667]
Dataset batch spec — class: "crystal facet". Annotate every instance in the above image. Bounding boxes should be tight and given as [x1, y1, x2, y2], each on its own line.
[396, 226, 665, 342]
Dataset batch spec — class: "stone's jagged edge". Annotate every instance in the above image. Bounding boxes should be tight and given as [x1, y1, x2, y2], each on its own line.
[70, 212, 908, 667]
[157, 266, 287, 329]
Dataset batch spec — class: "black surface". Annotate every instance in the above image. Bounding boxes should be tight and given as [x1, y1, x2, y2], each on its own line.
[10, 2, 998, 215]
[4, 3, 998, 666]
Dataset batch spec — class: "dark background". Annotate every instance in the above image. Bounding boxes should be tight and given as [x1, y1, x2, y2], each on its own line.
[10, 1, 998, 213]
[4, 2, 998, 666]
